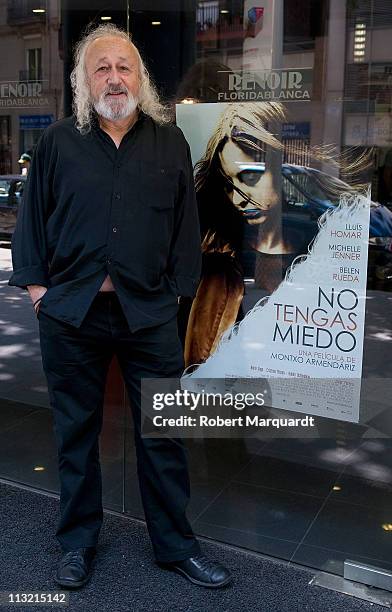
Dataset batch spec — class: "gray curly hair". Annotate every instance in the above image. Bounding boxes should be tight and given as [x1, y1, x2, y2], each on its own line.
[70, 23, 170, 133]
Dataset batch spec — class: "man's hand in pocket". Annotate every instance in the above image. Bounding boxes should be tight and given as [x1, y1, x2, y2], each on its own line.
[27, 284, 48, 316]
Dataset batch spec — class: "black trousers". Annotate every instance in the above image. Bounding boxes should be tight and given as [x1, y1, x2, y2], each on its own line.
[38, 291, 201, 563]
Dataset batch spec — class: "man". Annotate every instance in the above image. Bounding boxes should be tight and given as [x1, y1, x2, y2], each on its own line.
[17, 152, 31, 176]
[9, 24, 232, 590]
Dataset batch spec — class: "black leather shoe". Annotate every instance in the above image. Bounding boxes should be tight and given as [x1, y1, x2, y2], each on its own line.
[54, 547, 96, 589]
[159, 554, 232, 588]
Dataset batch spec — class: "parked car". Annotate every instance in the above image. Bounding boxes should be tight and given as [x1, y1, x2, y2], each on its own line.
[0, 175, 26, 239]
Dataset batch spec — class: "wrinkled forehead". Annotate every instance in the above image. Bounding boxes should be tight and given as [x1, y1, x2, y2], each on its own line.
[85, 36, 139, 69]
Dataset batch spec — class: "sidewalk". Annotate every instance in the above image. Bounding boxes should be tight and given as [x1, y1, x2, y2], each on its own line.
[0, 481, 387, 612]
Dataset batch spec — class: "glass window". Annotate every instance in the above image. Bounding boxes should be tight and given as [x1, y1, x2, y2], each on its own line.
[27, 48, 42, 81]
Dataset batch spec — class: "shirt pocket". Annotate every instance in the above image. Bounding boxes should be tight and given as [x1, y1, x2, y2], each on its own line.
[140, 161, 179, 210]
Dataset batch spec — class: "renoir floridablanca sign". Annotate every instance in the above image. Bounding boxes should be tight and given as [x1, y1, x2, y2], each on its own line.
[177, 101, 370, 423]
[216, 68, 312, 102]
[0, 80, 49, 108]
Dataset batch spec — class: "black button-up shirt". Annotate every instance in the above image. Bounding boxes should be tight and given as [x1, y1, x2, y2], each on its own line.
[8, 111, 202, 331]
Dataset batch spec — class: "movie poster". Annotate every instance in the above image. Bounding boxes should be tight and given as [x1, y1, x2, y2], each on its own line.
[176, 102, 370, 423]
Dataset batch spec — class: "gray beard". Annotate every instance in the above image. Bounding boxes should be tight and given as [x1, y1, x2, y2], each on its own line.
[93, 91, 139, 121]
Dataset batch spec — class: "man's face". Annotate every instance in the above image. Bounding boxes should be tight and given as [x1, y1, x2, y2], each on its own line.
[20, 162, 29, 176]
[219, 139, 280, 226]
[85, 36, 140, 121]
